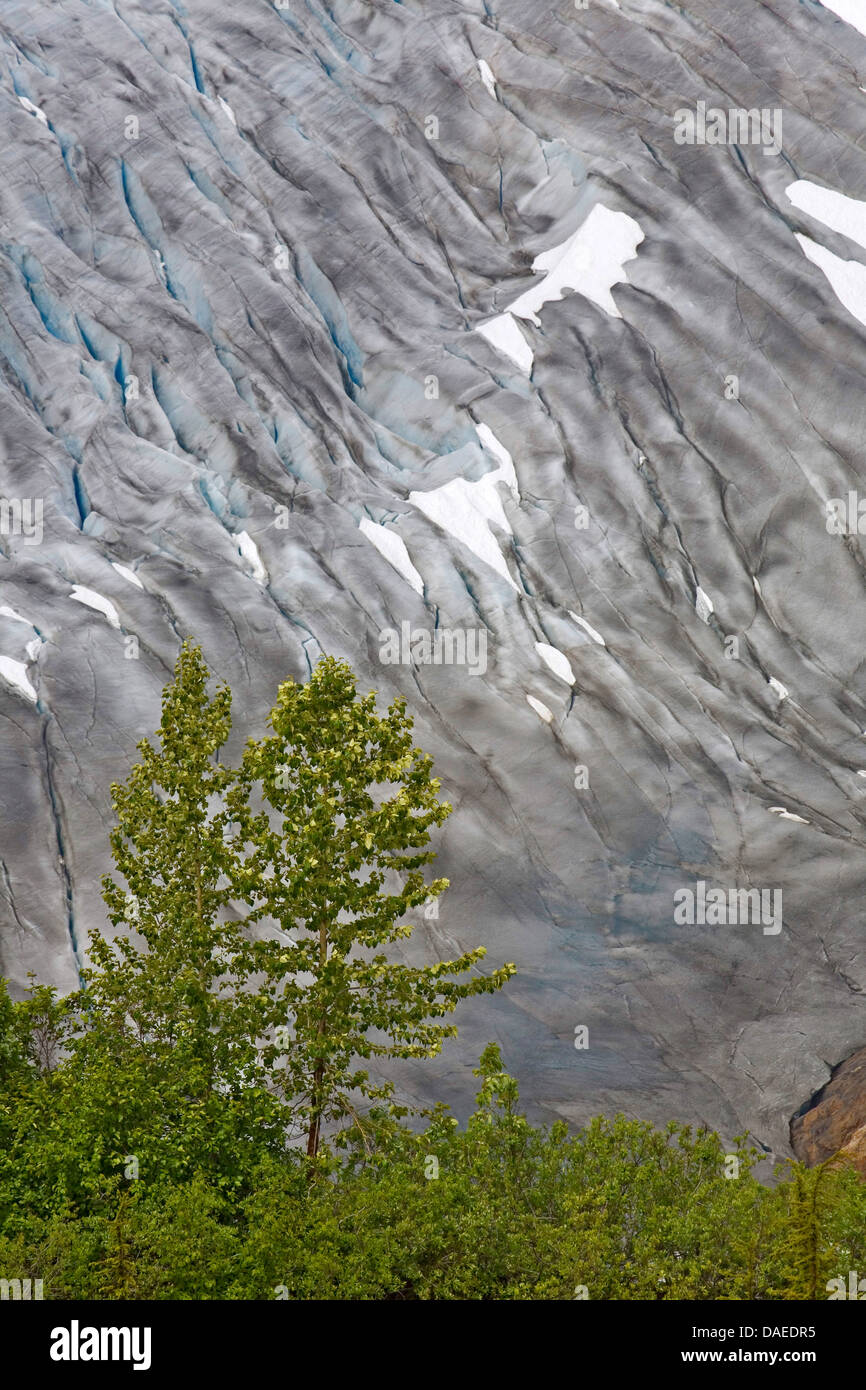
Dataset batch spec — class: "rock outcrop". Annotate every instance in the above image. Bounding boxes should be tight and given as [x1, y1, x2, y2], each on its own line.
[792, 1049, 866, 1175]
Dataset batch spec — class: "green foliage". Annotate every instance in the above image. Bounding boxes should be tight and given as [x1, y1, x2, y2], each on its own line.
[20, 642, 289, 1210]
[0, 641, 861, 1301]
[767, 1156, 851, 1300]
[230, 656, 515, 1155]
[1, 985, 863, 1300]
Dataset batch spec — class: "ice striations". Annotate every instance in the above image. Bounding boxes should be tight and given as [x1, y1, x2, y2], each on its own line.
[2, 0, 866, 1161]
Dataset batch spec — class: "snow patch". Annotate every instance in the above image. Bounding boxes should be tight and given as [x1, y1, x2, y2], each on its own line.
[18, 96, 48, 126]
[787, 180, 866, 254]
[768, 677, 789, 700]
[359, 518, 424, 595]
[794, 234, 866, 330]
[69, 585, 121, 629]
[111, 562, 144, 590]
[568, 610, 606, 647]
[474, 422, 519, 495]
[526, 695, 553, 723]
[477, 59, 497, 100]
[0, 656, 36, 702]
[236, 531, 267, 585]
[535, 641, 575, 686]
[476, 313, 534, 374]
[0, 606, 42, 667]
[476, 204, 644, 373]
[217, 95, 237, 126]
[409, 473, 517, 590]
[695, 586, 714, 624]
[819, 0, 866, 38]
[769, 806, 810, 824]
[509, 204, 644, 324]
[0, 605, 32, 625]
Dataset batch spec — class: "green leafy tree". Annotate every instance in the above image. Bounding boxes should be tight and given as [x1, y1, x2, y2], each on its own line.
[772, 1156, 849, 1299]
[231, 656, 515, 1158]
[76, 640, 283, 1192]
[0, 977, 78, 1230]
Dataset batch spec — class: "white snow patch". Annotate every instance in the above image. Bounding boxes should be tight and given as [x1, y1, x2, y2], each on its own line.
[476, 312, 534, 374]
[0, 606, 41, 665]
[0, 656, 36, 702]
[856, 769, 866, 778]
[794, 233, 866, 329]
[359, 518, 424, 595]
[217, 95, 237, 126]
[568, 610, 606, 647]
[509, 204, 645, 324]
[787, 180, 866, 253]
[768, 677, 789, 700]
[474, 422, 519, 495]
[236, 531, 267, 585]
[70, 585, 120, 628]
[695, 586, 714, 624]
[785, 180, 866, 344]
[535, 641, 575, 686]
[475, 204, 644, 373]
[769, 806, 810, 824]
[526, 695, 554, 723]
[0, 605, 32, 626]
[820, 0, 866, 38]
[111, 562, 144, 590]
[409, 475, 517, 589]
[18, 95, 48, 126]
[477, 59, 497, 100]
[409, 424, 521, 585]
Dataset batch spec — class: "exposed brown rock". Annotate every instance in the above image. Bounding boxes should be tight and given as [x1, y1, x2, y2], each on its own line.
[791, 1049, 866, 1175]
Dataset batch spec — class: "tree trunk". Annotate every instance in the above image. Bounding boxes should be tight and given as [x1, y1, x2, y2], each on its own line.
[306, 921, 328, 1160]
[306, 1062, 324, 1158]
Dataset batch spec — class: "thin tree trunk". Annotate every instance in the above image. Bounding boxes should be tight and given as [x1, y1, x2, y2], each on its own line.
[306, 1062, 324, 1158]
[306, 921, 328, 1160]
